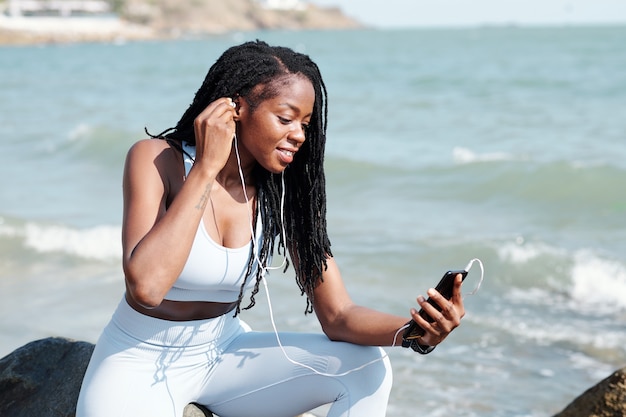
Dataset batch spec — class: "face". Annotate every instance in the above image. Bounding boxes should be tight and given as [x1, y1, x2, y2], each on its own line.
[235, 75, 315, 174]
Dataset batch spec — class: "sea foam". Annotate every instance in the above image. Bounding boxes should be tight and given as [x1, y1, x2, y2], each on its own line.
[570, 250, 626, 312]
[24, 223, 121, 261]
[1, 221, 122, 261]
[452, 146, 521, 164]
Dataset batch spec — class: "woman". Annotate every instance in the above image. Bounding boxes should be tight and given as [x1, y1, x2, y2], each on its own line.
[76, 40, 465, 417]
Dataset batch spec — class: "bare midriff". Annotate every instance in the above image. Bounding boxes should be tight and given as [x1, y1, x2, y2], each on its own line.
[125, 293, 238, 321]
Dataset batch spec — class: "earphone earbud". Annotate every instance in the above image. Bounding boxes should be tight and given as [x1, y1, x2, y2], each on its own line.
[231, 98, 241, 121]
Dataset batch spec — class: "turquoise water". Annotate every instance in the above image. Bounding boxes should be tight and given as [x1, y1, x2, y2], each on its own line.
[1, 26, 625, 416]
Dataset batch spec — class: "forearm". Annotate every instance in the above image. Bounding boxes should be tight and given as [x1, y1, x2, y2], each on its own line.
[311, 257, 462, 349]
[320, 304, 409, 347]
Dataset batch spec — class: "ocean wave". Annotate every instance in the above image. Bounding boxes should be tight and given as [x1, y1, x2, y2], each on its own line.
[37, 121, 133, 168]
[452, 147, 525, 164]
[443, 158, 626, 218]
[0, 218, 121, 261]
[68, 122, 96, 142]
[496, 238, 566, 264]
[330, 148, 626, 205]
[569, 250, 626, 312]
[477, 276, 626, 368]
[494, 238, 626, 311]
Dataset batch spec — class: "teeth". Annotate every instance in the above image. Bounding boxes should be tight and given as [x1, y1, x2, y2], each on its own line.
[281, 150, 294, 156]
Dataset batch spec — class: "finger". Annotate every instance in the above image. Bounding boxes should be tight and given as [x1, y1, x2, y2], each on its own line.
[412, 297, 444, 330]
[424, 288, 454, 318]
[215, 98, 237, 125]
[450, 273, 464, 301]
[219, 97, 237, 114]
[416, 293, 457, 332]
[194, 99, 236, 136]
[410, 304, 443, 344]
[450, 274, 466, 318]
[196, 98, 236, 120]
[411, 310, 440, 339]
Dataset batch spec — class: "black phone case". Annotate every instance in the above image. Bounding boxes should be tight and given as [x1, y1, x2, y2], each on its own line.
[403, 269, 468, 340]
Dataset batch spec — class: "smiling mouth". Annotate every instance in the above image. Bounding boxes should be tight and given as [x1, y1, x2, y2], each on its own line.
[279, 149, 294, 157]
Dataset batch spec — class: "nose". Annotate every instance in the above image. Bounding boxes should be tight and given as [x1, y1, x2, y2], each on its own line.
[289, 123, 307, 145]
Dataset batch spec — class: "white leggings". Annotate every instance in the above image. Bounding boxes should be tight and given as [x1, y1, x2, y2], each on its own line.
[76, 299, 393, 417]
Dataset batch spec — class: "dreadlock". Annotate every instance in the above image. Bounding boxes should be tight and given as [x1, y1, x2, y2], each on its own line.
[147, 40, 332, 315]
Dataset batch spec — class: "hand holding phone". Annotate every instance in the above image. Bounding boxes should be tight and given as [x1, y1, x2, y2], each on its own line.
[403, 269, 468, 341]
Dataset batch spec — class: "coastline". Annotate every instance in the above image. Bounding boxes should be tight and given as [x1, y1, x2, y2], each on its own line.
[0, 1, 363, 46]
[0, 14, 155, 45]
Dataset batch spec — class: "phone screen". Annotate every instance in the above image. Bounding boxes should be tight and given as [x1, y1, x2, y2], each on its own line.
[403, 269, 468, 340]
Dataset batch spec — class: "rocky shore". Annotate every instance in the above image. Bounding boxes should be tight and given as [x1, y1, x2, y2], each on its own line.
[0, 337, 625, 416]
[0, 0, 362, 45]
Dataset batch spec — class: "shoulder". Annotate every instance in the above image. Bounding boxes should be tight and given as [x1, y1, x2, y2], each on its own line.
[127, 138, 174, 159]
[125, 138, 182, 170]
[123, 138, 184, 191]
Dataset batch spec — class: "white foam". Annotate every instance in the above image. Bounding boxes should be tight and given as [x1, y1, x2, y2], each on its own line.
[506, 286, 555, 306]
[568, 351, 615, 381]
[23, 222, 121, 261]
[496, 239, 564, 264]
[569, 250, 626, 312]
[0, 217, 19, 237]
[498, 242, 626, 313]
[452, 146, 520, 164]
[68, 122, 94, 142]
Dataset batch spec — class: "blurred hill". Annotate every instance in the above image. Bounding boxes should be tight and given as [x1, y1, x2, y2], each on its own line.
[118, 0, 360, 33]
[0, 0, 362, 44]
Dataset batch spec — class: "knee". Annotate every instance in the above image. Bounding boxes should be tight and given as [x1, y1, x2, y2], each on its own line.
[342, 345, 393, 393]
[367, 346, 393, 389]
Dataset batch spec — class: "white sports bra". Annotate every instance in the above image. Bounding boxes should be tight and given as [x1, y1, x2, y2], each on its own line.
[163, 142, 262, 303]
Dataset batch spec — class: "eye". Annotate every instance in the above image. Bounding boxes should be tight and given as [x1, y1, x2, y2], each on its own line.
[278, 116, 291, 125]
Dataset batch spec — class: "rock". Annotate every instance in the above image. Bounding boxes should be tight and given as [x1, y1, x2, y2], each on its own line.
[0, 337, 94, 417]
[553, 367, 626, 417]
[185, 403, 213, 417]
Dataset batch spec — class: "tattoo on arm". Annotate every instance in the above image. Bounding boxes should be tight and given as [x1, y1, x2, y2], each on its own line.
[195, 183, 211, 210]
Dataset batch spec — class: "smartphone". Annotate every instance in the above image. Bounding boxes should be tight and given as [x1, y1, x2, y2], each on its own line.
[403, 269, 468, 340]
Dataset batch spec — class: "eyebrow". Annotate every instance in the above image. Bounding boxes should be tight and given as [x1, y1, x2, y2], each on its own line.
[279, 102, 312, 117]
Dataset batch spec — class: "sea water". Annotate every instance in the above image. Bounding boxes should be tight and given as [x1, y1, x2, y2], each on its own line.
[1, 26, 625, 416]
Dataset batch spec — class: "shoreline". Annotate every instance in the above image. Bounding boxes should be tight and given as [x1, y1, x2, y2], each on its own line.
[0, 14, 158, 45]
[0, 2, 363, 46]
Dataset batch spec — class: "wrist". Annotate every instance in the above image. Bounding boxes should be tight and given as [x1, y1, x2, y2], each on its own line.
[401, 320, 436, 355]
[404, 339, 436, 354]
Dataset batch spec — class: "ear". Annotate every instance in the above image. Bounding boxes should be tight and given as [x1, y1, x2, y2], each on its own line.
[232, 98, 242, 121]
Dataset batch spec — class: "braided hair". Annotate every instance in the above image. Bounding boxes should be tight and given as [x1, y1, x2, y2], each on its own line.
[149, 40, 332, 314]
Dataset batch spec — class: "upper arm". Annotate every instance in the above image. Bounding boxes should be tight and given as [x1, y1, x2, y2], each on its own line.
[121, 139, 175, 266]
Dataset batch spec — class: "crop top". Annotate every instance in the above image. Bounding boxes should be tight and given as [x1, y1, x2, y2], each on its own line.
[162, 142, 262, 303]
